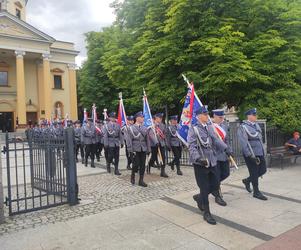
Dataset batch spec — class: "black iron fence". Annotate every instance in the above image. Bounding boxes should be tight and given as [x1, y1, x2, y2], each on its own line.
[167, 121, 290, 167]
[2, 128, 78, 216]
[266, 127, 290, 150]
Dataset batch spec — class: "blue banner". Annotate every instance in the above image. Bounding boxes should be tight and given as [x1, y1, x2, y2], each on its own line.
[143, 95, 153, 128]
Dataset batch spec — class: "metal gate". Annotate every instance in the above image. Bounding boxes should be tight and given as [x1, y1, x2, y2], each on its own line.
[3, 128, 78, 216]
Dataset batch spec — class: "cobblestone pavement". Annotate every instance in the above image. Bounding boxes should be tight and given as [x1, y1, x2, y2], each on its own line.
[0, 165, 198, 235]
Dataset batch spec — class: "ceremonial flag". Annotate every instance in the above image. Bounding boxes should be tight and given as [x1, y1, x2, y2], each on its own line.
[142, 89, 163, 166]
[117, 93, 127, 128]
[177, 75, 203, 146]
[143, 89, 153, 128]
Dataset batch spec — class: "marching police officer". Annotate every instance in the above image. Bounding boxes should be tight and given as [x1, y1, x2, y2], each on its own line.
[81, 118, 96, 168]
[74, 120, 84, 163]
[211, 109, 233, 206]
[127, 112, 150, 187]
[238, 108, 267, 200]
[95, 120, 104, 162]
[166, 115, 183, 175]
[188, 106, 228, 225]
[148, 113, 168, 178]
[124, 116, 135, 170]
[103, 112, 123, 175]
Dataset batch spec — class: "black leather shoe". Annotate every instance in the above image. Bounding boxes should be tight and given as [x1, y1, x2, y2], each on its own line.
[215, 196, 227, 206]
[138, 179, 147, 187]
[107, 164, 111, 173]
[193, 194, 204, 211]
[114, 170, 121, 176]
[242, 179, 252, 193]
[177, 169, 183, 175]
[176, 166, 183, 175]
[203, 212, 216, 225]
[253, 192, 268, 200]
[126, 165, 132, 170]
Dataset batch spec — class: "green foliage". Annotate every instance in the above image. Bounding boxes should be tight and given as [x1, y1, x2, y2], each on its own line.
[78, 0, 301, 129]
[239, 87, 301, 133]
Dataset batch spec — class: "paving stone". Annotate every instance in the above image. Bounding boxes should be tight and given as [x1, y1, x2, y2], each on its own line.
[0, 166, 197, 235]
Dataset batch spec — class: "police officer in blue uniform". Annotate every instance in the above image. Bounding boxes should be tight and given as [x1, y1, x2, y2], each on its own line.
[124, 115, 135, 170]
[211, 109, 233, 206]
[148, 113, 169, 178]
[166, 115, 183, 175]
[238, 108, 267, 200]
[127, 112, 150, 187]
[95, 120, 104, 162]
[74, 120, 84, 163]
[103, 112, 123, 175]
[188, 106, 228, 225]
[81, 118, 96, 168]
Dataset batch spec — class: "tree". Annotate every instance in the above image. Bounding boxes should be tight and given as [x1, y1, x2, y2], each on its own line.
[240, 86, 301, 133]
[78, 0, 301, 129]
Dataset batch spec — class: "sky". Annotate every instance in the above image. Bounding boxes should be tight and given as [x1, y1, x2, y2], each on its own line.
[26, 0, 117, 66]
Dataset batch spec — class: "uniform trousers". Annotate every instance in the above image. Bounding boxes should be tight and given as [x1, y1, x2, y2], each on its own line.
[85, 144, 96, 162]
[95, 142, 103, 160]
[125, 145, 133, 166]
[75, 143, 84, 160]
[133, 151, 146, 176]
[193, 164, 220, 206]
[244, 156, 266, 192]
[107, 146, 120, 166]
[171, 146, 182, 166]
[149, 145, 166, 166]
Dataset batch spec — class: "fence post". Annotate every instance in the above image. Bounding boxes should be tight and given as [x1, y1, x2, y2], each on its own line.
[0, 147, 5, 223]
[65, 128, 78, 205]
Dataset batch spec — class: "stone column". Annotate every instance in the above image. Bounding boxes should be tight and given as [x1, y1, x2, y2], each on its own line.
[42, 53, 52, 119]
[15, 50, 27, 128]
[36, 60, 45, 120]
[68, 64, 78, 120]
[0, 152, 4, 223]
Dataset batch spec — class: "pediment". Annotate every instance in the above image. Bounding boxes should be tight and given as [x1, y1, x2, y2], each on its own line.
[51, 68, 65, 74]
[0, 12, 55, 42]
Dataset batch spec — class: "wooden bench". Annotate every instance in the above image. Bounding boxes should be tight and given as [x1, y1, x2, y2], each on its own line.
[268, 146, 301, 169]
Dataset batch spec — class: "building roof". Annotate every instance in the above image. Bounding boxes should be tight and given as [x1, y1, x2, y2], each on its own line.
[0, 10, 56, 42]
[0, 8, 79, 55]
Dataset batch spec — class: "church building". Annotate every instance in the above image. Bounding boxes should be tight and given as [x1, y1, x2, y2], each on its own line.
[0, 0, 79, 131]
